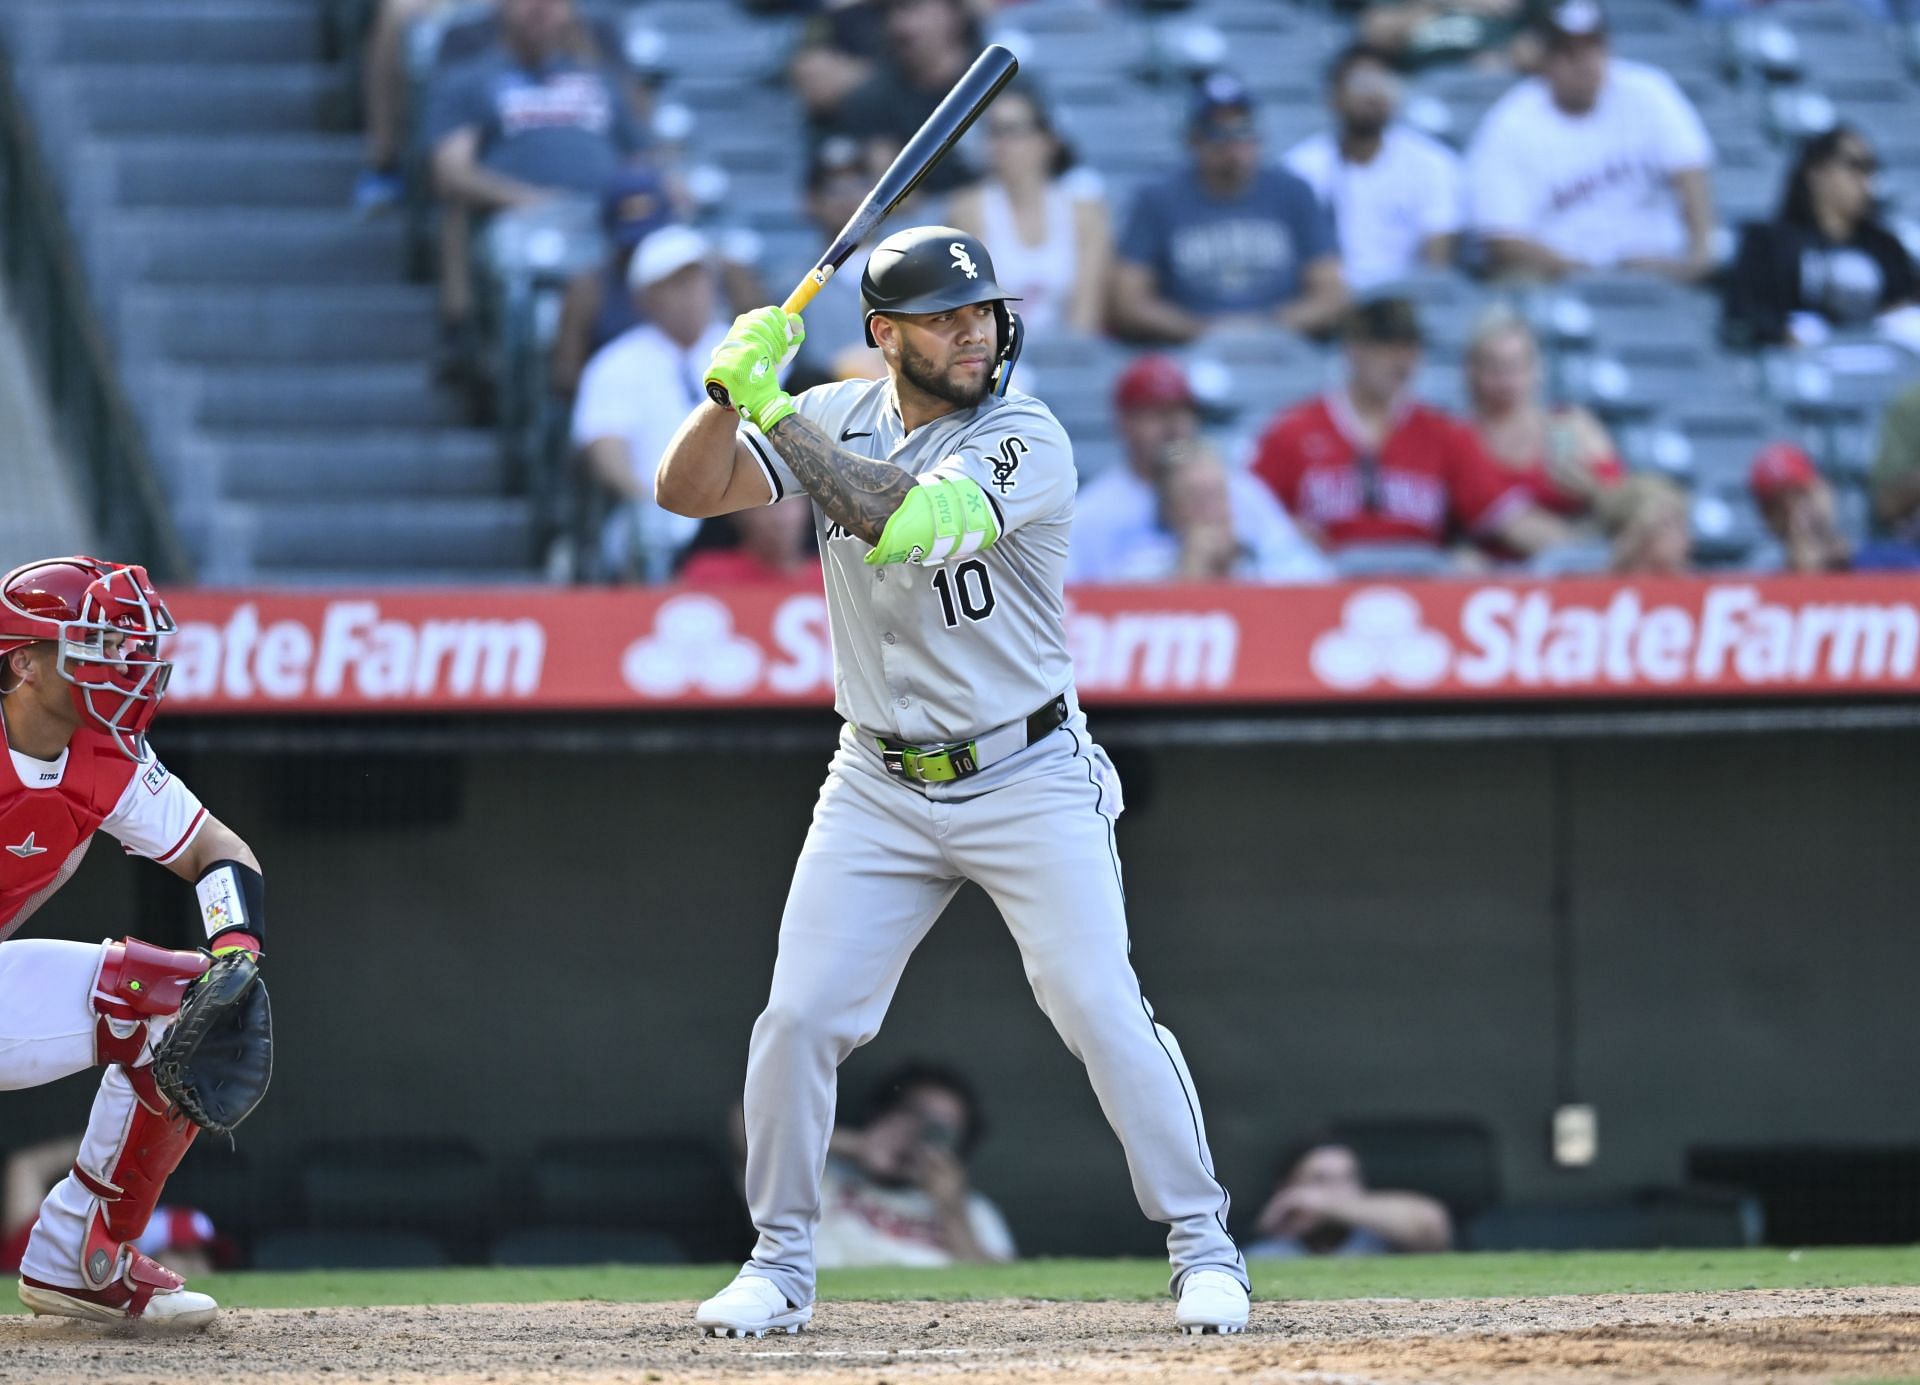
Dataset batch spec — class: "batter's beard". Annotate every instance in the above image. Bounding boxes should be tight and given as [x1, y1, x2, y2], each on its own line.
[897, 335, 993, 410]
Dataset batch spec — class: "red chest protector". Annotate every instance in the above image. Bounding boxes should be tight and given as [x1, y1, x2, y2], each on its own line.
[0, 720, 137, 938]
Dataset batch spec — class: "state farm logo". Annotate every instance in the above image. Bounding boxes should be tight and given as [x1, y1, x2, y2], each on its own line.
[169, 602, 545, 702]
[1310, 588, 1450, 691]
[1307, 583, 1920, 692]
[620, 595, 764, 697]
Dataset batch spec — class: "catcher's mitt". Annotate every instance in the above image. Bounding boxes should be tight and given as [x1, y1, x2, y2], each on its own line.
[152, 950, 273, 1138]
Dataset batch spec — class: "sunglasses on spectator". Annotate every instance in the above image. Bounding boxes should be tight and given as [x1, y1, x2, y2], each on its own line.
[1839, 154, 1880, 176]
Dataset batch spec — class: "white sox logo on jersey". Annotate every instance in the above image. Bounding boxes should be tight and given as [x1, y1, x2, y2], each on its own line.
[991, 437, 1027, 494]
[950, 243, 978, 279]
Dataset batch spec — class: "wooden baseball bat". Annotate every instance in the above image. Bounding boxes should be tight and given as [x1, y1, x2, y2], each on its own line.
[706, 43, 1019, 409]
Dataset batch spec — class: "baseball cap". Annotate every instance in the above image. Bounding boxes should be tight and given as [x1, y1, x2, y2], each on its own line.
[1189, 71, 1258, 141]
[628, 224, 710, 293]
[1341, 296, 1424, 345]
[1114, 355, 1196, 413]
[602, 169, 672, 249]
[1749, 441, 1819, 500]
[808, 135, 866, 195]
[1541, 0, 1608, 44]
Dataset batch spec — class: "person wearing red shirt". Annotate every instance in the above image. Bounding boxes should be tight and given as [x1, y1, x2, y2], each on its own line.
[1465, 307, 1623, 520]
[678, 497, 820, 586]
[1251, 298, 1570, 563]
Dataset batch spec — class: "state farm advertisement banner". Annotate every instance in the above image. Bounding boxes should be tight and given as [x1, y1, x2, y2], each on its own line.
[160, 574, 1920, 715]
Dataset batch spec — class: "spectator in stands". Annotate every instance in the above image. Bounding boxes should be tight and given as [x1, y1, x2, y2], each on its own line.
[1603, 474, 1692, 575]
[679, 499, 820, 586]
[1863, 382, 1920, 570]
[824, 0, 985, 198]
[787, 1, 890, 124]
[1246, 1136, 1452, 1258]
[355, 0, 477, 214]
[1723, 126, 1919, 350]
[1465, 307, 1622, 528]
[1357, 0, 1547, 73]
[946, 82, 1111, 338]
[1283, 46, 1465, 292]
[550, 172, 768, 398]
[1109, 73, 1348, 344]
[426, 0, 652, 335]
[790, 138, 891, 388]
[1070, 356, 1330, 584]
[815, 1062, 1015, 1268]
[1749, 443, 1851, 573]
[4, 1136, 220, 1278]
[572, 226, 724, 581]
[1251, 298, 1571, 563]
[1466, 0, 1715, 283]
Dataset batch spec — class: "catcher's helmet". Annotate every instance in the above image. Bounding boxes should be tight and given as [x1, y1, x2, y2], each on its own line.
[0, 556, 175, 760]
[860, 226, 1025, 393]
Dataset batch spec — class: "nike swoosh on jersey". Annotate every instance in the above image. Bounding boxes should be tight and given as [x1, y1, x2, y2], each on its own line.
[840, 428, 873, 441]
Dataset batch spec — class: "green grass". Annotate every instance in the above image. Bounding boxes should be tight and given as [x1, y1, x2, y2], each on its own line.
[5, 1248, 1919, 1314]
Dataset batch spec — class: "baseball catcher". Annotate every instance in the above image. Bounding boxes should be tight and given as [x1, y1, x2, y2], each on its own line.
[0, 556, 272, 1328]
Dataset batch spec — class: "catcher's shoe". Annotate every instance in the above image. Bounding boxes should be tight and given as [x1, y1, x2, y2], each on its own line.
[19, 1251, 218, 1330]
[1175, 1269, 1250, 1335]
[695, 1274, 812, 1338]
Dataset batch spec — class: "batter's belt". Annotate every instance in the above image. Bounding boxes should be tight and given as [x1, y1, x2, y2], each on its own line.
[870, 694, 1071, 785]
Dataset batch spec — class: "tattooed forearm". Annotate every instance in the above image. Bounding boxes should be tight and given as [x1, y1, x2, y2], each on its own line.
[767, 413, 914, 546]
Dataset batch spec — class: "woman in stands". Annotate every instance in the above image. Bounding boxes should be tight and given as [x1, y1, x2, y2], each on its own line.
[1464, 306, 1623, 548]
[1723, 124, 1919, 348]
[945, 81, 1112, 338]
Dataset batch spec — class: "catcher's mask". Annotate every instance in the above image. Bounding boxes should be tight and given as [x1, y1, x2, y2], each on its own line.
[0, 556, 176, 761]
[860, 225, 1025, 395]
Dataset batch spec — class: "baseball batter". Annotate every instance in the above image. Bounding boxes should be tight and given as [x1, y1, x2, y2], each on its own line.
[658, 226, 1250, 1338]
[0, 556, 271, 1328]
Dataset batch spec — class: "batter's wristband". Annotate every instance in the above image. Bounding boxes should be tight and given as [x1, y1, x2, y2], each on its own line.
[195, 860, 266, 951]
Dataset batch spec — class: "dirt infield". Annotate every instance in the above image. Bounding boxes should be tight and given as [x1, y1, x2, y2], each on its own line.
[3, 1286, 1917, 1385]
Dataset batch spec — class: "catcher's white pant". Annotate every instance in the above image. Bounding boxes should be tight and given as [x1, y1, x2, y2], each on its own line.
[739, 711, 1247, 1306]
[0, 939, 175, 1286]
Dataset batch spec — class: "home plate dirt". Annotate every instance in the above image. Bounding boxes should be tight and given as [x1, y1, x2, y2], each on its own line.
[3, 1287, 1917, 1385]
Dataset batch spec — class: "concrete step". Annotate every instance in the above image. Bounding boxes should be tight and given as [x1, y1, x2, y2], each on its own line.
[46, 5, 324, 66]
[110, 211, 404, 285]
[121, 286, 439, 363]
[238, 497, 537, 571]
[109, 138, 362, 210]
[63, 65, 351, 136]
[193, 364, 469, 430]
[197, 428, 510, 501]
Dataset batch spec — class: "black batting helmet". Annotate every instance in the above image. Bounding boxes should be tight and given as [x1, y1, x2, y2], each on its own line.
[860, 225, 1018, 346]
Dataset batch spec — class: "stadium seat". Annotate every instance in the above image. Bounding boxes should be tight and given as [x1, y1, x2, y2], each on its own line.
[1688, 1145, 1920, 1246]
[252, 1229, 452, 1271]
[301, 1139, 498, 1264]
[489, 1227, 688, 1267]
[528, 1138, 750, 1264]
[1464, 1189, 1761, 1252]
[1327, 1117, 1501, 1222]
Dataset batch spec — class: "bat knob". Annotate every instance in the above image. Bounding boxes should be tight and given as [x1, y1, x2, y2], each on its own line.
[704, 380, 734, 410]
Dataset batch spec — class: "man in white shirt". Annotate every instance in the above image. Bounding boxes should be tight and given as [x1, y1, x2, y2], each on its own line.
[1466, 0, 1716, 282]
[1284, 45, 1464, 292]
[572, 225, 728, 580]
[814, 1063, 1016, 1269]
[1069, 356, 1331, 584]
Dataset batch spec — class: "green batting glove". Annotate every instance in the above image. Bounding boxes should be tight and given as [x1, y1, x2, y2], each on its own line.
[705, 307, 805, 431]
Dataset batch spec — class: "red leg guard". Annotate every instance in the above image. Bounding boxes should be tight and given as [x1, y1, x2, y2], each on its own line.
[69, 1092, 197, 1290]
[90, 939, 211, 1068]
[21, 1248, 186, 1318]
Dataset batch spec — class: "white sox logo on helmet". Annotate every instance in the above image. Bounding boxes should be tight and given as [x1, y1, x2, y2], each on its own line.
[950, 243, 978, 279]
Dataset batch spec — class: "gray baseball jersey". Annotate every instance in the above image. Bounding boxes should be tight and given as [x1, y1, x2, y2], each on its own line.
[721, 370, 1249, 1316]
[741, 379, 1073, 744]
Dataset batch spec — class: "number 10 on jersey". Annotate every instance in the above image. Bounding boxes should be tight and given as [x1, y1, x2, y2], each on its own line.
[931, 560, 995, 627]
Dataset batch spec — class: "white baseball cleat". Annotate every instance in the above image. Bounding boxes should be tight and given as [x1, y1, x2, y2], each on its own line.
[694, 1274, 812, 1338]
[1175, 1269, 1250, 1335]
[18, 1251, 218, 1330]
